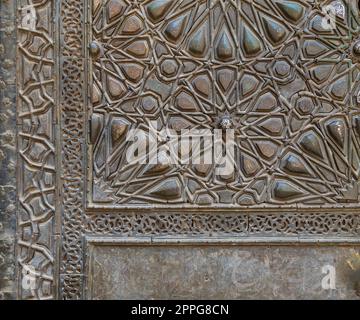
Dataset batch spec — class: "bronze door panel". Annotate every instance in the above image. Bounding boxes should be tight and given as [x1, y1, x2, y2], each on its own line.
[89, 0, 360, 208]
[14, 0, 360, 299]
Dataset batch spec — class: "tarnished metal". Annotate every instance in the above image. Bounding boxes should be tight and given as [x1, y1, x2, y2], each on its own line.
[353, 41, 360, 56]
[88, 0, 360, 208]
[89, 41, 101, 58]
[9, 0, 360, 299]
[219, 115, 233, 130]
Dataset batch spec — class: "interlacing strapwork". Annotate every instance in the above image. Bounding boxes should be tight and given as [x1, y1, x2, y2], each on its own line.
[17, 0, 56, 299]
[90, 0, 360, 207]
[15, 0, 360, 300]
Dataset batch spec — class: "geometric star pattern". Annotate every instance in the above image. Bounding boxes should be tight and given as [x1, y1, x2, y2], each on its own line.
[89, 0, 360, 206]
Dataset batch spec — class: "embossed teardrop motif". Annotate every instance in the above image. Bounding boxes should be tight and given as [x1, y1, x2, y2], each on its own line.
[327, 119, 346, 148]
[242, 26, 262, 56]
[146, 0, 173, 23]
[261, 16, 287, 45]
[89, 0, 359, 206]
[164, 14, 188, 43]
[188, 22, 208, 57]
[216, 30, 234, 61]
[275, 0, 304, 23]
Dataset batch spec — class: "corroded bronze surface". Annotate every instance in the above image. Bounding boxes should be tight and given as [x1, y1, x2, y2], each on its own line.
[87, 243, 360, 300]
[0, 0, 16, 300]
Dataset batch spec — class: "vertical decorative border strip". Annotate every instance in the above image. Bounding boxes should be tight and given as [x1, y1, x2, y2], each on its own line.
[16, 0, 57, 299]
[0, 0, 16, 300]
[59, 0, 86, 299]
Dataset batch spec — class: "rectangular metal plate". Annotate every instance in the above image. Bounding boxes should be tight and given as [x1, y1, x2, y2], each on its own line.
[86, 240, 360, 299]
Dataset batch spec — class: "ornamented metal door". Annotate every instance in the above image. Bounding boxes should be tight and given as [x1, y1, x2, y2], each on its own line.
[15, 0, 360, 299]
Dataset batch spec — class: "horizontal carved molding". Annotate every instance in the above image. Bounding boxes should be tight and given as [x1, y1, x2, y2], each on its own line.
[84, 212, 360, 237]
